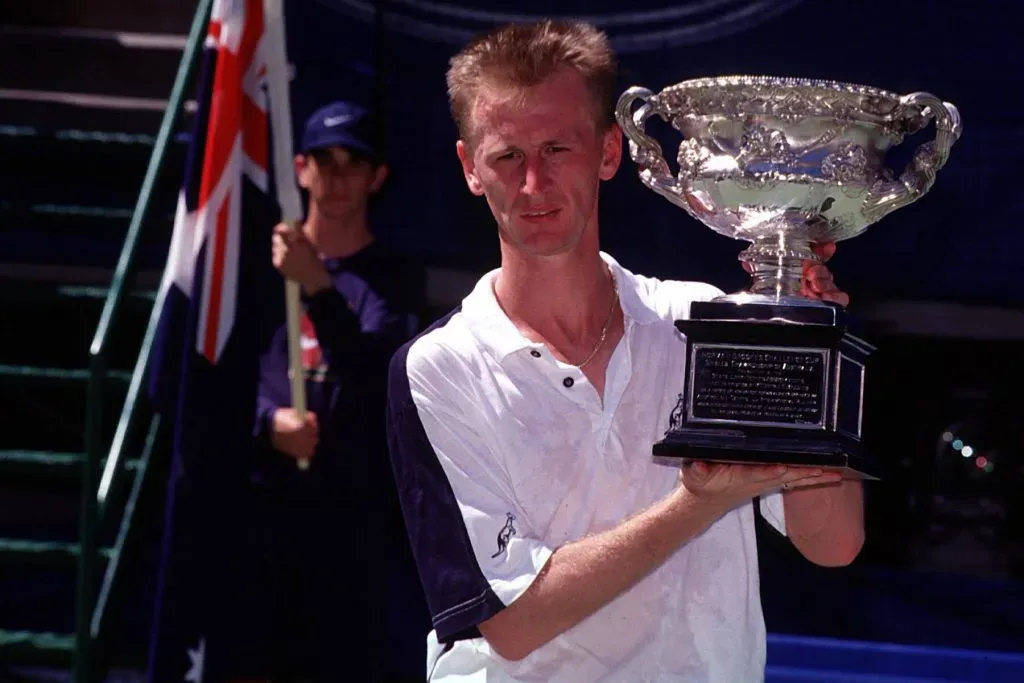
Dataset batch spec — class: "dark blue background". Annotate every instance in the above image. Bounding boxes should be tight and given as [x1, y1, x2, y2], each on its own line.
[285, 0, 1022, 307]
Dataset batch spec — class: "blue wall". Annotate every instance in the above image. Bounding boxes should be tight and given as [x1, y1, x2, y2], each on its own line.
[286, 0, 1023, 306]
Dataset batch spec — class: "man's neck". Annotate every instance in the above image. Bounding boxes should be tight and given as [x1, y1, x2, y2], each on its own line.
[303, 205, 375, 259]
[494, 239, 613, 343]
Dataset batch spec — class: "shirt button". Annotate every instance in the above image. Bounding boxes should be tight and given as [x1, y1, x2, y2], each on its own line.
[562, 377, 574, 388]
[530, 350, 542, 358]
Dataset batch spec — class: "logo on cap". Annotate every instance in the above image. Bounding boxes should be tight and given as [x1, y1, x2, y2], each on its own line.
[323, 114, 354, 128]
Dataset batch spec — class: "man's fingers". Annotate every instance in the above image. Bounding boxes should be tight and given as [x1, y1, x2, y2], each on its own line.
[811, 241, 836, 262]
[820, 290, 850, 307]
[780, 471, 843, 491]
[702, 463, 792, 486]
[749, 464, 790, 481]
[811, 278, 838, 294]
[800, 261, 850, 307]
[275, 221, 308, 246]
[802, 264, 834, 286]
[688, 461, 787, 481]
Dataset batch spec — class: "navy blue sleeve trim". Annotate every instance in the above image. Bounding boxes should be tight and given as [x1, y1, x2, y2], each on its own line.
[386, 310, 506, 644]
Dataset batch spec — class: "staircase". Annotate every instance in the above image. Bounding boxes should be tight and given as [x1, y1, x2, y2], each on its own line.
[0, 285, 143, 673]
[0, 0, 202, 679]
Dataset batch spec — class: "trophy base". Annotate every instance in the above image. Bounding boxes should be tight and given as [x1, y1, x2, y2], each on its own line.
[653, 427, 880, 480]
[658, 299, 881, 480]
[713, 291, 835, 309]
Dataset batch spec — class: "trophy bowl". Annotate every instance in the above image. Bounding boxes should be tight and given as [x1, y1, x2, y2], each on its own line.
[616, 76, 962, 478]
[616, 76, 962, 306]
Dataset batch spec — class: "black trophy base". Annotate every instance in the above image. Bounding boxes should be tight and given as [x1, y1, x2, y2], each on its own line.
[653, 427, 880, 480]
[659, 298, 882, 480]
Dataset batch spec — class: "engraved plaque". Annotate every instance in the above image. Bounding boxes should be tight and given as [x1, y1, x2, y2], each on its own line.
[688, 344, 827, 428]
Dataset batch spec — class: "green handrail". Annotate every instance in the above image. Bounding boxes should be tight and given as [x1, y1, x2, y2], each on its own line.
[75, 0, 213, 680]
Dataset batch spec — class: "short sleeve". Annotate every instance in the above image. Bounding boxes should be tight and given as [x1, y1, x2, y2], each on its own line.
[387, 338, 553, 643]
[633, 274, 725, 323]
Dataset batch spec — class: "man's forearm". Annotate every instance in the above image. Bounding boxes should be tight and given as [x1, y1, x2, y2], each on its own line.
[784, 479, 864, 567]
[480, 487, 723, 661]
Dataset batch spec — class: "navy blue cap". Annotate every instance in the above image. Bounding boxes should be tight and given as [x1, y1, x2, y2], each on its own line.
[300, 101, 380, 159]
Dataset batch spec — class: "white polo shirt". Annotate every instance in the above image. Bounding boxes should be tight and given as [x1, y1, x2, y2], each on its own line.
[386, 252, 787, 683]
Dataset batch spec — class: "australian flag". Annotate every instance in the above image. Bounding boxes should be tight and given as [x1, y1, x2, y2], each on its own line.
[146, 0, 288, 679]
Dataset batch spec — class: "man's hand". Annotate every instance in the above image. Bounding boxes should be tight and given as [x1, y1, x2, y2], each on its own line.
[270, 408, 319, 461]
[680, 460, 842, 513]
[802, 242, 849, 307]
[271, 222, 332, 295]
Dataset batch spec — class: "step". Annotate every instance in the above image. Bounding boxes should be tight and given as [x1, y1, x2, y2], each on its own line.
[0, 451, 143, 545]
[6, 3, 199, 33]
[0, 450, 143, 480]
[0, 450, 85, 479]
[0, 278, 158, 369]
[0, 630, 74, 668]
[0, 283, 158, 305]
[0, 480, 85, 545]
[0, 365, 132, 385]
[0, 29, 185, 100]
[0, 122, 173, 162]
[0, 277, 160, 323]
[0, 127, 188, 209]
[0, 203, 175, 271]
[57, 285, 156, 302]
[0, 538, 115, 567]
[0, 366, 133, 454]
[0, 164, 182, 213]
[0, 94, 175, 132]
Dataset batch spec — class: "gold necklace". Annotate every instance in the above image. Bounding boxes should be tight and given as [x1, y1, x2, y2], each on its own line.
[575, 274, 619, 369]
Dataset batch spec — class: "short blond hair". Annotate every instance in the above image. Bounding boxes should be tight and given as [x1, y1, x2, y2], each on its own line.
[446, 20, 618, 142]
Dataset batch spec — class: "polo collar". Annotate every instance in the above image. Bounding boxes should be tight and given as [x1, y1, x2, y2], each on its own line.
[462, 251, 661, 362]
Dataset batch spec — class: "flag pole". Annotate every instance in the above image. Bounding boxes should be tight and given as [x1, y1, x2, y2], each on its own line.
[263, 0, 310, 470]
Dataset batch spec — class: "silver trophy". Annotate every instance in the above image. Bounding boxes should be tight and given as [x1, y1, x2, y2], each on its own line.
[617, 76, 962, 478]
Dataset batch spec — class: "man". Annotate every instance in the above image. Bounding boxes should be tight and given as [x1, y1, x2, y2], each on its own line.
[253, 100, 428, 681]
[386, 20, 863, 682]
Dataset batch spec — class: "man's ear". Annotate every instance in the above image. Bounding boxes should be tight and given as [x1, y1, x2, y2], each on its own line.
[598, 123, 623, 182]
[456, 139, 485, 196]
[294, 154, 312, 189]
[370, 163, 389, 193]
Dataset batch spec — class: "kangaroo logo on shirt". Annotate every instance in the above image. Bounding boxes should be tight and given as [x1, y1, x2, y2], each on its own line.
[491, 513, 517, 559]
[668, 392, 686, 432]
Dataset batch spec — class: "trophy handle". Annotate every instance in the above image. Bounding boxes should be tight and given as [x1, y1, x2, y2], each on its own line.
[615, 87, 689, 209]
[863, 93, 963, 222]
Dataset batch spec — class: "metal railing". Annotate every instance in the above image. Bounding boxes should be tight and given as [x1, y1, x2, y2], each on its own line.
[74, 0, 213, 679]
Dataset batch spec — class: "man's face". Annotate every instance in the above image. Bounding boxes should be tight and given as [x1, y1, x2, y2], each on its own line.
[295, 147, 386, 220]
[456, 68, 622, 258]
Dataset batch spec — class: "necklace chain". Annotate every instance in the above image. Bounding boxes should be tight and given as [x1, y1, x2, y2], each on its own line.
[575, 274, 618, 369]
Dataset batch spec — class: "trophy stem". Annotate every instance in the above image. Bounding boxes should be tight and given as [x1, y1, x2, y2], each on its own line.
[739, 232, 818, 303]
